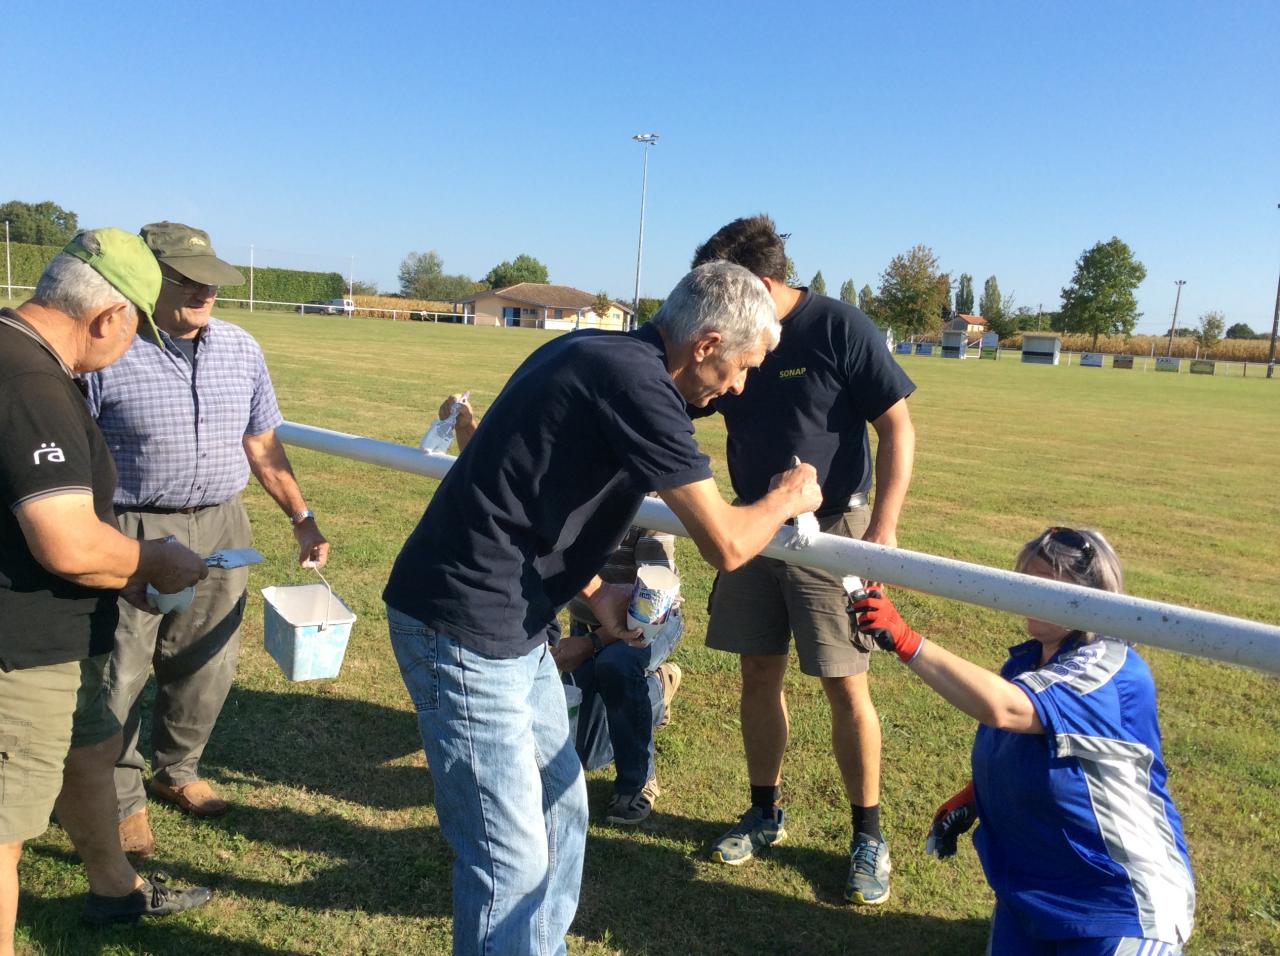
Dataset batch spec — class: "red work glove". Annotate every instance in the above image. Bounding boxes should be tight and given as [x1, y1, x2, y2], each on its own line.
[850, 588, 925, 664]
[925, 781, 977, 859]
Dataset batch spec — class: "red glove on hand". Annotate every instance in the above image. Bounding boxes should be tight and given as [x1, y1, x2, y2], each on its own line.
[925, 781, 977, 859]
[851, 589, 925, 664]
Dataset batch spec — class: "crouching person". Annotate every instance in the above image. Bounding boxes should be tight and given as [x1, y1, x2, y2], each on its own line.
[554, 523, 683, 826]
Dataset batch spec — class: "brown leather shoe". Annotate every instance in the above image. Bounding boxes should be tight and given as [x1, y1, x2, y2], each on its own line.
[148, 779, 229, 818]
[118, 809, 155, 857]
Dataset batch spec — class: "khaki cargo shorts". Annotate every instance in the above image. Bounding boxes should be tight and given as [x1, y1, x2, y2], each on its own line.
[706, 509, 876, 678]
[0, 655, 120, 843]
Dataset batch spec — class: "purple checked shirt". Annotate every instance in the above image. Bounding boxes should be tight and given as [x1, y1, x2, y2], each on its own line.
[84, 317, 284, 509]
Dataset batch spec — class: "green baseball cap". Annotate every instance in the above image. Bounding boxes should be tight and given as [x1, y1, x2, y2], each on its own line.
[140, 221, 244, 286]
[63, 228, 163, 347]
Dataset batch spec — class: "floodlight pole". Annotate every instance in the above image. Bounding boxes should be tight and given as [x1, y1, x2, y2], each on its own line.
[348, 255, 354, 298]
[631, 133, 659, 331]
[4, 221, 10, 301]
[1268, 204, 1280, 379]
[1166, 280, 1185, 356]
[249, 244, 255, 313]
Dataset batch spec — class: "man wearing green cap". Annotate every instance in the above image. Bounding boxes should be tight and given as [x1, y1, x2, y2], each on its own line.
[86, 221, 330, 854]
[1, 230, 214, 948]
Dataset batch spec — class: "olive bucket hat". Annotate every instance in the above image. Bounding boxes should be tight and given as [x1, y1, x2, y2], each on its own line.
[63, 228, 164, 346]
[140, 221, 244, 287]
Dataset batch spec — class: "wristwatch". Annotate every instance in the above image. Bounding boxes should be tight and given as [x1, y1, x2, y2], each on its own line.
[290, 509, 315, 526]
[589, 631, 605, 656]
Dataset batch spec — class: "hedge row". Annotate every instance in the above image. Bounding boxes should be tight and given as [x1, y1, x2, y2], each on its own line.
[216, 266, 346, 305]
[2, 241, 344, 304]
[3, 241, 63, 286]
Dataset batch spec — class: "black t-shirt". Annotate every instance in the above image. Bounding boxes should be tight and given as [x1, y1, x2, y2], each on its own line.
[697, 291, 916, 510]
[383, 323, 712, 658]
[0, 310, 120, 671]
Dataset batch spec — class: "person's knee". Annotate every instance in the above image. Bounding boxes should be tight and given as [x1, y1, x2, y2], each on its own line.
[64, 732, 124, 778]
[740, 655, 787, 694]
[593, 646, 642, 694]
[0, 841, 21, 869]
[821, 673, 875, 716]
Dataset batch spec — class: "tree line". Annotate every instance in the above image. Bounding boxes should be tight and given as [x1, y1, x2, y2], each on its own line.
[7, 200, 1260, 348]
[811, 237, 1254, 352]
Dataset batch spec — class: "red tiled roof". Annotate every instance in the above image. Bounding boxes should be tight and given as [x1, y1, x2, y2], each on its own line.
[459, 283, 633, 314]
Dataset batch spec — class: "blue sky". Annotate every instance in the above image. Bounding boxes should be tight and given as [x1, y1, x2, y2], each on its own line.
[6, 1, 1278, 334]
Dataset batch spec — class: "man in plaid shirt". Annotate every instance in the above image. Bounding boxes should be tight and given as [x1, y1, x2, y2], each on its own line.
[85, 222, 330, 857]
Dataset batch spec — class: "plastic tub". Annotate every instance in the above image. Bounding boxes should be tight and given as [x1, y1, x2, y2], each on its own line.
[261, 581, 356, 681]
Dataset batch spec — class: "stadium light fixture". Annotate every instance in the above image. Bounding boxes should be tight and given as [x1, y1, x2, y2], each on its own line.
[631, 133, 660, 331]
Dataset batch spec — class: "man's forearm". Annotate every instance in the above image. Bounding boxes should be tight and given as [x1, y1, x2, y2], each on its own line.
[659, 479, 804, 572]
[867, 432, 913, 536]
[866, 403, 915, 542]
[244, 431, 308, 517]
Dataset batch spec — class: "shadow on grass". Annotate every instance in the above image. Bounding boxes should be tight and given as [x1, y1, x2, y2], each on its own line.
[205, 686, 429, 811]
[85, 686, 985, 953]
[16, 888, 307, 955]
[574, 801, 990, 955]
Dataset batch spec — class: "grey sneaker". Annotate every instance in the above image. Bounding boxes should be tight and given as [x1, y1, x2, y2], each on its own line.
[83, 874, 212, 925]
[844, 832, 891, 905]
[606, 778, 660, 825]
[709, 806, 787, 865]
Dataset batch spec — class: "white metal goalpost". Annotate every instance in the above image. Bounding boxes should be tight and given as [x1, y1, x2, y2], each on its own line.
[277, 422, 1280, 675]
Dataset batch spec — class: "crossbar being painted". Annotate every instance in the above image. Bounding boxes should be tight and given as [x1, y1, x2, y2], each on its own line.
[278, 422, 1280, 674]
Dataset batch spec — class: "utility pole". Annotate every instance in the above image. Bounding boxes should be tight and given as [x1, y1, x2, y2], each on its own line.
[4, 221, 10, 301]
[249, 244, 255, 313]
[1269, 204, 1279, 379]
[1166, 280, 1185, 356]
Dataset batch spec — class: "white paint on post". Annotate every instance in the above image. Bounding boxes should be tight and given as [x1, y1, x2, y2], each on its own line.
[277, 422, 1280, 674]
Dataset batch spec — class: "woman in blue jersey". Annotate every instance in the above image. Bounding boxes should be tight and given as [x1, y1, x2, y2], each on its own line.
[852, 527, 1194, 955]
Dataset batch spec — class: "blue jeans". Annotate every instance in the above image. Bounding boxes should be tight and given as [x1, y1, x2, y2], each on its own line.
[566, 609, 682, 795]
[388, 605, 588, 956]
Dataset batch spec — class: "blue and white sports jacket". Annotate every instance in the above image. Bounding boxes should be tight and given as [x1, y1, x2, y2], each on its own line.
[971, 636, 1195, 943]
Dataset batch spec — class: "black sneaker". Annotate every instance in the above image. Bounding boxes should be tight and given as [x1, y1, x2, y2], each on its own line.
[82, 874, 213, 925]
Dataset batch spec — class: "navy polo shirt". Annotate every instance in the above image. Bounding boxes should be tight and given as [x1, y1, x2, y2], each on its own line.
[383, 323, 711, 658]
[696, 291, 915, 511]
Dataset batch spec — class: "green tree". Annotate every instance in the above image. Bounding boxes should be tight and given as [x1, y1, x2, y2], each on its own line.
[858, 284, 875, 317]
[979, 275, 1002, 323]
[636, 297, 664, 325]
[810, 270, 827, 296]
[955, 274, 975, 315]
[839, 279, 856, 304]
[0, 199, 78, 245]
[1196, 311, 1225, 352]
[785, 256, 800, 286]
[399, 250, 479, 301]
[1226, 322, 1257, 339]
[484, 254, 549, 289]
[875, 244, 950, 337]
[350, 280, 379, 296]
[1059, 238, 1147, 350]
[592, 291, 614, 319]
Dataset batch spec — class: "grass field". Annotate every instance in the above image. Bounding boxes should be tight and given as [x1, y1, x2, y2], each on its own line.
[10, 306, 1280, 955]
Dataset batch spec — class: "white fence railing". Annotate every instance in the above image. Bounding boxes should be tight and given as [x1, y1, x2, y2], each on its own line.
[277, 421, 1280, 675]
[212, 296, 468, 324]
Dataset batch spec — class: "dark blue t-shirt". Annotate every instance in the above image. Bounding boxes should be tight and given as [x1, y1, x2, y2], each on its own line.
[696, 291, 915, 511]
[383, 324, 712, 658]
